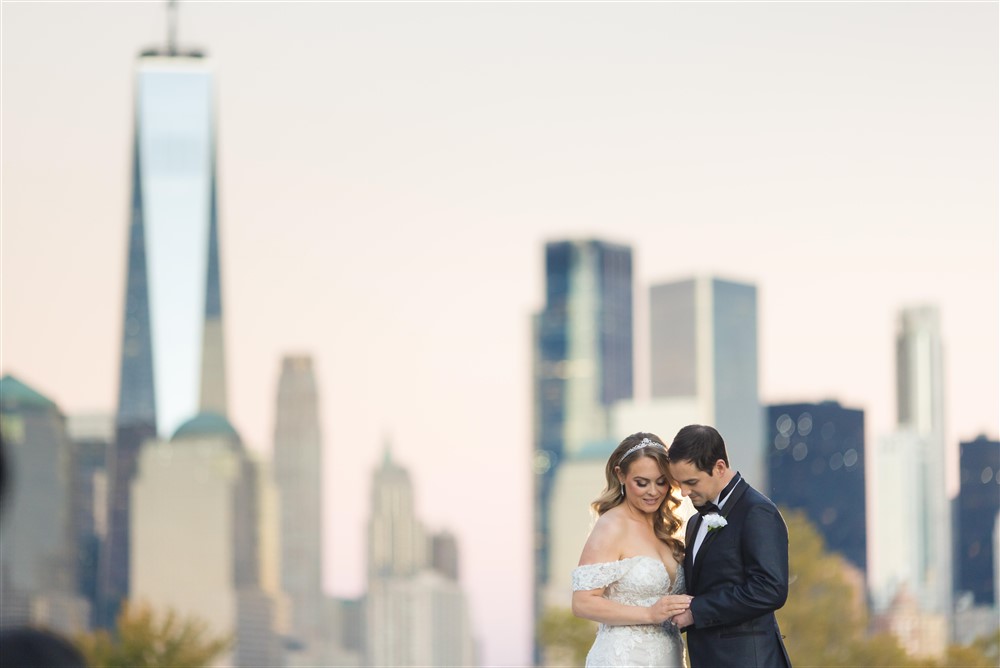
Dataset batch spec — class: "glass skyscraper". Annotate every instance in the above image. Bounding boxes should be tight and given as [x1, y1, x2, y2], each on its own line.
[872, 306, 951, 615]
[532, 239, 633, 657]
[766, 401, 867, 576]
[955, 435, 1000, 606]
[649, 276, 763, 488]
[896, 306, 950, 614]
[99, 43, 227, 625]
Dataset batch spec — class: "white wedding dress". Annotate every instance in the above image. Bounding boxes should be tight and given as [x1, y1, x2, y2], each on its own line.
[572, 555, 686, 667]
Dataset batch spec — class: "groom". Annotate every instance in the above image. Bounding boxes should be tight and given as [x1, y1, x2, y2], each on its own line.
[666, 425, 792, 668]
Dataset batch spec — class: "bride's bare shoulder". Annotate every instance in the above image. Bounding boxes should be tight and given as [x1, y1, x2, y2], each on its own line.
[594, 504, 630, 531]
[579, 507, 628, 565]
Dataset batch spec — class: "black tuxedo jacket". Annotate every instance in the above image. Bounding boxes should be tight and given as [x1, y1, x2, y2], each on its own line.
[682, 478, 792, 668]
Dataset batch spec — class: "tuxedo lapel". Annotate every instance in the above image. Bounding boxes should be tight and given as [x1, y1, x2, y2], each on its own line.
[684, 513, 700, 586]
[691, 479, 749, 585]
[686, 513, 701, 544]
[719, 477, 748, 515]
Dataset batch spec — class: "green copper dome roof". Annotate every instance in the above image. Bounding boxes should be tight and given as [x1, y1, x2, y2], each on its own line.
[171, 411, 241, 444]
[0, 375, 56, 410]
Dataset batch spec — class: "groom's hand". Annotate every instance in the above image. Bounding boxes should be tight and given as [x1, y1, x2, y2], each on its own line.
[670, 608, 694, 629]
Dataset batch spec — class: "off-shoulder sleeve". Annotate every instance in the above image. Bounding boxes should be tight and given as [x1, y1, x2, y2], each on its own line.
[572, 561, 626, 591]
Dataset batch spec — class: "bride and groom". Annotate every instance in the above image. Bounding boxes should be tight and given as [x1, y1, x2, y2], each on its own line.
[571, 425, 792, 668]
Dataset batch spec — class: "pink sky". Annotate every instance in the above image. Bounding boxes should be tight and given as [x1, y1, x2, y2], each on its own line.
[2, 3, 997, 665]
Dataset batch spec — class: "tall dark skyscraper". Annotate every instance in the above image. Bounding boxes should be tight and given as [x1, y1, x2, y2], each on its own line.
[766, 401, 867, 576]
[66, 414, 112, 622]
[99, 129, 159, 626]
[955, 435, 1000, 606]
[99, 7, 227, 625]
[532, 239, 633, 657]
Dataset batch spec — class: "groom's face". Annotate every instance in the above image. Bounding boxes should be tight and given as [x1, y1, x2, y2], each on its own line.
[667, 459, 726, 508]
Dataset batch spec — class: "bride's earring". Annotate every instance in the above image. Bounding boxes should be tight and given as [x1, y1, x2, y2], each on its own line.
[620, 483, 625, 498]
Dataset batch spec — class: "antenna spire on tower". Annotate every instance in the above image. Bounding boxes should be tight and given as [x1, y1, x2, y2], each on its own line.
[167, 0, 178, 56]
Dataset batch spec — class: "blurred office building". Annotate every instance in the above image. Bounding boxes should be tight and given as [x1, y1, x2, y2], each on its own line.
[541, 436, 617, 618]
[366, 448, 477, 667]
[955, 435, 1000, 605]
[273, 355, 361, 666]
[0, 375, 91, 633]
[871, 307, 951, 622]
[578, 275, 764, 610]
[274, 356, 325, 645]
[649, 276, 763, 489]
[872, 584, 948, 660]
[531, 239, 633, 658]
[952, 435, 1000, 645]
[766, 401, 867, 577]
[99, 12, 230, 625]
[430, 530, 460, 581]
[65, 413, 112, 621]
[131, 414, 283, 667]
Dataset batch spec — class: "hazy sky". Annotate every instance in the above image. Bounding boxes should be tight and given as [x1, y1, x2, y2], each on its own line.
[2, 2, 997, 665]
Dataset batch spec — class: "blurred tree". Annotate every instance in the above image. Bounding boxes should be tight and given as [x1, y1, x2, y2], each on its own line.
[970, 629, 999, 664]
[939, 629, 1000, 668]
[538, 606, 596, 666]
[777, 509, 917, 667]
[75, 601, 230, 668]
[777, 510, 1000, 668]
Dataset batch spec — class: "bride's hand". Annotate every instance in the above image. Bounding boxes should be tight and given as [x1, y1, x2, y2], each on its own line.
[646, 594, 692, 624]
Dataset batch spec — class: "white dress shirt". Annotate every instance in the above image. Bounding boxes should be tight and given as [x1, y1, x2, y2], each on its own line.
[691, 475, 740, 563]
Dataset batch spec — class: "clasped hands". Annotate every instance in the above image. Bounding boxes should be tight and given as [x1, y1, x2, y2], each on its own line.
[647, 594, 693, 627]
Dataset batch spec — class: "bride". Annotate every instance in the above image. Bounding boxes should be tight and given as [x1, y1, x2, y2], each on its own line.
[572, 432, 690, 667]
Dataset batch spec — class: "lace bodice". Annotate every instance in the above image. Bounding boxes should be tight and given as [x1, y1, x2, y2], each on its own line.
[573, 555, 684, 604]
[572, 556, 686, 667]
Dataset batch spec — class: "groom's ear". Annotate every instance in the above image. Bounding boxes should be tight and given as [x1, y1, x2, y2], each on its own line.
[713, 459, 727, 475]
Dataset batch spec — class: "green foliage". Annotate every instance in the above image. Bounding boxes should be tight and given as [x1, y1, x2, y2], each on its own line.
[778, 509, 916, 667]
[940, 629, 1000, 668]
[970, 629, 999, 665]
[777, 509, 997, 668]
[538, 606, 597, 666]
[75, 601, 231, 668]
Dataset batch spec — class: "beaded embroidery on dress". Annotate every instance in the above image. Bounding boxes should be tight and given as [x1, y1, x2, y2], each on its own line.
[572, 556, 686, 667]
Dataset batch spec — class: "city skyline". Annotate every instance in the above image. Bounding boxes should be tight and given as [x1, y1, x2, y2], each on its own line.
[2, 3, 997, 665]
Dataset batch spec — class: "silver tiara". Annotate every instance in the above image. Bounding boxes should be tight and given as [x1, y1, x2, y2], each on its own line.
[618, 437, 664, 464]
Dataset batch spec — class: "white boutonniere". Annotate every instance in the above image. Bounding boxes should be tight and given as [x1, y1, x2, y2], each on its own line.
[703, 513, 728, 532]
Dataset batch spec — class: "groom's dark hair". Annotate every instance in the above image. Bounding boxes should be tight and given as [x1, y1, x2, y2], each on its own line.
[668, 424, 729, 474]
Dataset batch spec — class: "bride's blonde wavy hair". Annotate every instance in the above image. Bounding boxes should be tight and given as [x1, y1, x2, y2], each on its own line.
[592, 431, 685, 563]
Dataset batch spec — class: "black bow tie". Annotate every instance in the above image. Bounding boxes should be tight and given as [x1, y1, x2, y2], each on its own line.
[696, 502, 721, 516]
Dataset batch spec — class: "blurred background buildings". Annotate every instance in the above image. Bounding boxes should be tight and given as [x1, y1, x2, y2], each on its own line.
[766, 400, 867, 576]
[1, 9, 479, 666]
[532, 238, 998, 665]
[1, 2, 997, 667]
